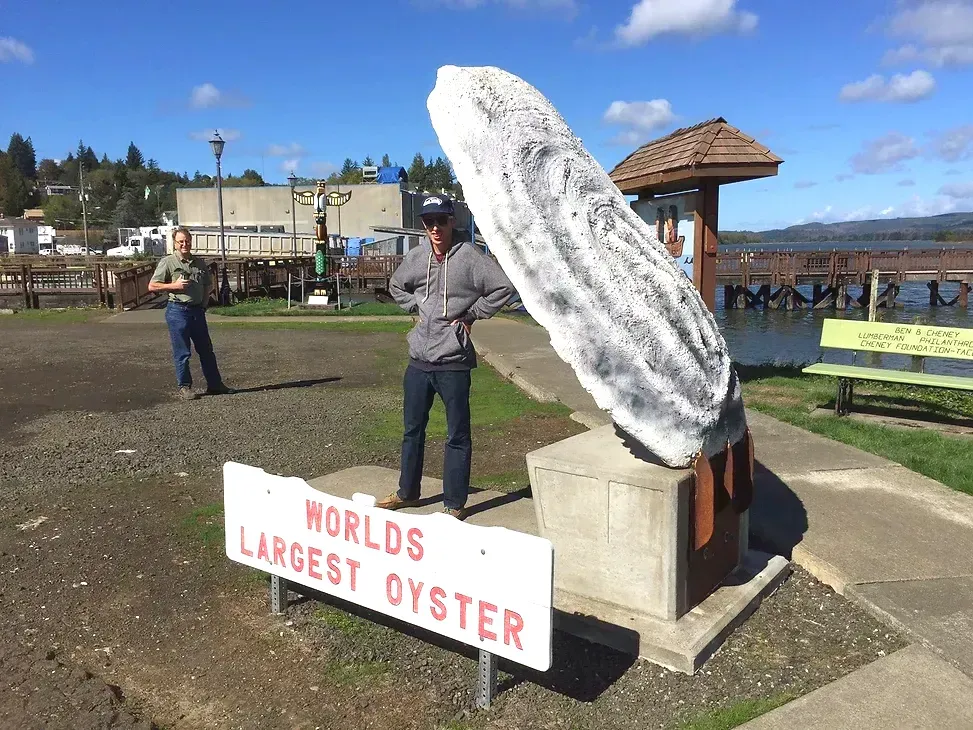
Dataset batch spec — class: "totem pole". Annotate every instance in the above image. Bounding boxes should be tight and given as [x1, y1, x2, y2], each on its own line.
[292, 181, 352, 302]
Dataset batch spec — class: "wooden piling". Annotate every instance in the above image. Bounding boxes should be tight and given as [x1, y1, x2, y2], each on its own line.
[724, 285, 735, 310]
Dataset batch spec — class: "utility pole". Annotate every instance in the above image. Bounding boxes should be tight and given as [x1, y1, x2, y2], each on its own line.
[79, 162, 89, 249]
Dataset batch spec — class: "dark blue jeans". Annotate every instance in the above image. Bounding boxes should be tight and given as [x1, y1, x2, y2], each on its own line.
[164, 302, 223, 389]
[398, 365, 472, 510]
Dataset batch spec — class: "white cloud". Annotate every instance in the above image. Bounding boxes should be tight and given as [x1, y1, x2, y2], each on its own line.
[891, 194, 962, 217]
[189, 82, 250, 109]
[615, 0, 757, 46]
[0, 37, 33, 63]
[885, 1, 973, 67]
[793, 180, 817, 189]
[311, 161, 338, 177]
[188, 128, 242, 142]
[266, 142, 304, 157]
[928, 124, 973, 162]
[279, 159, 301, 174]
[795, 195, 962, 226]
[939, 181, 973, 199]
[835, 173, 855, 182]
[603, 99, 676, 145]
[945, 168, 962, 175]
[604, 100, 676, 130]
[898, 178, 916, 186]
[794, 205, 837, 225]
[839, 70, 936, 103]
[850, 132, 919, 174]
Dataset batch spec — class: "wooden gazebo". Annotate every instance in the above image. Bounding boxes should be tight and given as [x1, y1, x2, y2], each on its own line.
[610, 118, 782, 311]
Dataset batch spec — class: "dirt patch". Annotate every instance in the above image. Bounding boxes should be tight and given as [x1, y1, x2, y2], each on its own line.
[0, 625, 152, 730]
[0, 319, 907, 729]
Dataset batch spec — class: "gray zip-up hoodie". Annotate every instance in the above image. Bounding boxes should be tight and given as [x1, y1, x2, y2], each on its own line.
[390, 239, 514, 370]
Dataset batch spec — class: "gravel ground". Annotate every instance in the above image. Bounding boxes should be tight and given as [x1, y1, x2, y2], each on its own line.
[0, 316, 908, 729]
[0, 319, 403, 490]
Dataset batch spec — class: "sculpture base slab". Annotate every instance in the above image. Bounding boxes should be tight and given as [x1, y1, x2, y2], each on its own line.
[526, 424, 750, 623]
[306, 295, 333, 307]
[555, 550, 790, 674]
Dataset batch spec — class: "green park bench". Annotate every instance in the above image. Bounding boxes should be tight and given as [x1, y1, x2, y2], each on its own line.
[803, 319, 973, 415]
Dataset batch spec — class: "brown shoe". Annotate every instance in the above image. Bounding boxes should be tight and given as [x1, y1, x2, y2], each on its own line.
[178, 386, 198, 401]
[375, 492, 418, 510]
[443, 507, 468, 521]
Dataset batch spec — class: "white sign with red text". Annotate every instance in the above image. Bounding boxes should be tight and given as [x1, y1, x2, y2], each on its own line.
[223, 462, 554, 671]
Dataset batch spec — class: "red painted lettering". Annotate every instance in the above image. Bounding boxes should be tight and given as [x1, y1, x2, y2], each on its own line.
[385, 520, 402, 555]
[344, 510, 360, 544]
[429, 587, 447, 621]
[306, 499, 323, 532]
[326, 553, 341, 585]
[406, 528, 424, 561]
[363, 516, 381, 550]
[290, 542, 304, 572]
[256, 532, 270, 562]
[503, 609, 524, 649]
[478, 601, 498, 642]
[408, 578, 424, 614]
[307, 547, 323, 580]
[346, 558, 360, 591]
[240, 526, 253, 557]
[272, 537, 286, 567]
[386, 573, 403, 606]
[455, 592, 472, 629]
[325, 506, 340, 537]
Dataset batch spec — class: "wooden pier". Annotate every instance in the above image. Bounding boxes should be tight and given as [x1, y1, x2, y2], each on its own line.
[717, 249, 973, 310]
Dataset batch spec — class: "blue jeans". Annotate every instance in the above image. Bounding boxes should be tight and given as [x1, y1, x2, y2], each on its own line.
[398, 365, 472, 510]
[164, 302, 223, 389]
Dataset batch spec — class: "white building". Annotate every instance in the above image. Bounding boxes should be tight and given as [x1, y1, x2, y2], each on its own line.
[0, 219, 40, 254]
[37, 224, 56, 247]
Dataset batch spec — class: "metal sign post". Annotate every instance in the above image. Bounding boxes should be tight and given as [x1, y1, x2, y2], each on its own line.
[270, 575, 288, 615]
[476, 649, 499, 709]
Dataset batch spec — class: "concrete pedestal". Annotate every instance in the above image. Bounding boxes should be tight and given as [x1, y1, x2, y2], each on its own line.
[526, 424, 789, 673]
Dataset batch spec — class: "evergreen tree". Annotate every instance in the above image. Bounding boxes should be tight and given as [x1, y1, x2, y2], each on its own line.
[362, 155, 375, 167]
[381, 153, 392, 167]
[0, 153, 30, 216]
[425, 156, 454, 192]
[126, 142, 145, 170]
[37, 158, 61, 182]
[7, 133, 37, 180]
[408, 152, 427, 191]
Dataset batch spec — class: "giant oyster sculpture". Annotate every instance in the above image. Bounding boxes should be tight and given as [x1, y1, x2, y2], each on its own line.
[427, 66, 748, 472]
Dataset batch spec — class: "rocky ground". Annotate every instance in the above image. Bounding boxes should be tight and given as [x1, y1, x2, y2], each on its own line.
[0, 314, 906, 729]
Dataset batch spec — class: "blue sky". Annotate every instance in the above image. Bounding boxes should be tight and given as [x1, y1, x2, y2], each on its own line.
[2, 0, 972, 230]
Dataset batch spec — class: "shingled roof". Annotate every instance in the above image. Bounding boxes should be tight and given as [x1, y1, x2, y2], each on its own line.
[609, 118, 783, 195]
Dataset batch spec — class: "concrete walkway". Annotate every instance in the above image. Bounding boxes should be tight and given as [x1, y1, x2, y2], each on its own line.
[470, 317, 973, 722]
[739, 644, 973, 729]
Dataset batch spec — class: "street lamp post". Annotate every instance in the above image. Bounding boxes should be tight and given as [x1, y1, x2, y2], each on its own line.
[287, 171, 298, 257]
[209, 131, 231, 306]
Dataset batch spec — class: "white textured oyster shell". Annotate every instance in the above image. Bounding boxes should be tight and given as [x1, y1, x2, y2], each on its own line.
[428, 65, 746, 468]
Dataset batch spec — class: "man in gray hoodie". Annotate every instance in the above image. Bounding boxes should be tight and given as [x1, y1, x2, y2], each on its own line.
[377, 195, 514, 520]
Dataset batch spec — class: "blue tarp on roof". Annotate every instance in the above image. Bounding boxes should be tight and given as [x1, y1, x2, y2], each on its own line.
[376, 166, 408, 184]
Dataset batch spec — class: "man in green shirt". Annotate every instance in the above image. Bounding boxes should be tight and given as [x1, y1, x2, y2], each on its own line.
[148, 227, 233, 400]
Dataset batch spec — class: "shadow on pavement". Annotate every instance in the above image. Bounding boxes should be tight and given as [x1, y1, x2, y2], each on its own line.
[225, 377, 342, 395]
[748, 460, 809, 559]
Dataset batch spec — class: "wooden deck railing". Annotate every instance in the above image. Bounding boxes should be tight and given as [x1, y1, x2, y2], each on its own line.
[716, 249, 973, 286]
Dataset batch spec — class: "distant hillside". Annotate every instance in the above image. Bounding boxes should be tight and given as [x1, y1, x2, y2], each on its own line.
[722, 211, 973, 243]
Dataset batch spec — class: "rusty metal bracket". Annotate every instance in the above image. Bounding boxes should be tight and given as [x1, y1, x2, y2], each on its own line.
[692, 427, 754, 550]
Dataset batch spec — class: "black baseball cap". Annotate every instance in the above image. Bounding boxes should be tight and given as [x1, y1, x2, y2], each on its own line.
[419, 195, 455, 217]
